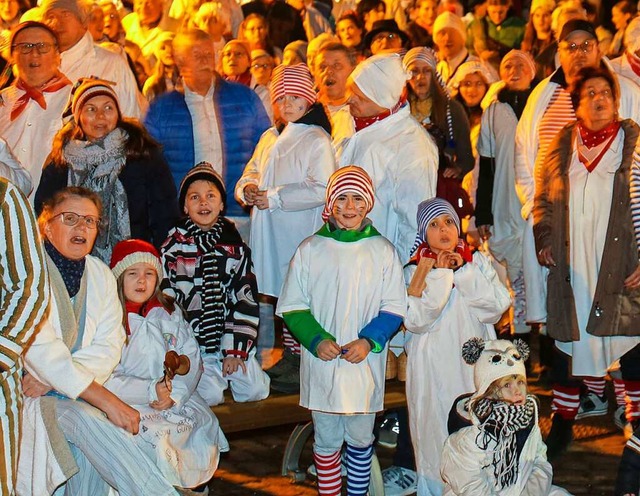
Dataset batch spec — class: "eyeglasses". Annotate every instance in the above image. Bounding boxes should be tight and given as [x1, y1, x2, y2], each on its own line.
[12, 42, 56, 55]
[560, 40, 596, 55]
[372, 32, 398, 44]
[251, 63, 272, 70]
[581, 88, 613, 100]
[55, 212, 101, 229]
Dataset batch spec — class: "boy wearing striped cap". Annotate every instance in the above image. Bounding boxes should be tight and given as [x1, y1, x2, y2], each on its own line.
[277, 166, 407, 496]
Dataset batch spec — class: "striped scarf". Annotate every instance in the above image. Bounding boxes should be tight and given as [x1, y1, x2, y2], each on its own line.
[185, 217, 226, 353]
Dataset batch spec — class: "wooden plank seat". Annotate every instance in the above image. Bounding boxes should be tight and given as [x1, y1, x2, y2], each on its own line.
[211, 380, 407, 495]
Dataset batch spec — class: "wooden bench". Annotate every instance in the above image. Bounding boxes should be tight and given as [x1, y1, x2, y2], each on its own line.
[212, 380, 407, 495]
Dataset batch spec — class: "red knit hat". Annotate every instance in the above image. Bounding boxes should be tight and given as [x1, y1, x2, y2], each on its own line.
[110, 239, 163, 280]
[322, 166, 375, 222]
[270, 63, 316, 106]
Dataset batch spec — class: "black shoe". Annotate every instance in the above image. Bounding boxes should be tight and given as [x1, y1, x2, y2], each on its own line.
[545, 414, 574, 462]
[615, 445, 640, 496]
[265, 349, 300, 378]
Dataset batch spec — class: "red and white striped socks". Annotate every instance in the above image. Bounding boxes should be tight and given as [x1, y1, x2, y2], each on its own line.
[624, 380, 640, 425]
[614, 377, 627, 408]
[282, 325, 301, 355]
[552, 385, 581, 419]
[583, 376, 606, 398]
[314, 450, 342, 496]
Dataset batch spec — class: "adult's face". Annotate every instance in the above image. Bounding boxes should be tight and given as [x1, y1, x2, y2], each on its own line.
[575, 77, 616, 130]
[250, 56, 274, 85]
[500, 57, 533, 91]
[0, 0, 20, 24]
[244, 17, 267, 46]
[487, 1, 509, 25]
[79, 94, 119, 141]
[222, 44, 250, 76]
[134, 0, 163, 27]
[364, 4, 385, 31]
[317, 49, 354, 102]
[407, 60, 433, 99]
[44, 7, 86, 52]
[416, 0, 438, 31]
[558, 31, 600, 84]
[101, 3, 120, 41]
[175, 38, 215, 87]
[88, 6, 104, 41]
[336, 19, 362, 48]
[346, 79, 386, 117]
[612, 5, 632, 31]
[44, 196, 100, 261]
[458, 72, 487, 107]
[434, 27, 465, 60]
[531, 8, 552, 35]
[370, 31, 403, 55]
[12, 27, 60, 88]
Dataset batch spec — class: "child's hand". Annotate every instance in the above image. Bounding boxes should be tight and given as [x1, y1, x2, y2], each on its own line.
[150, 378, 174, 410]
[316, 339, 341, 361]
[254, 190, 270, 210]
[222, 356, 247, 377]
[244, 184, 259, 205]
[341, 338, 371, 364]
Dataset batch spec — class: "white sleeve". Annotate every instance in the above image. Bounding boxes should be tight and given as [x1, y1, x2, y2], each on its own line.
[404, 264, 454, 334]
[235, 131, 270, 205]
[168, 315, 203, 407]
[452, 252, 511, 325]
[0, 139, 32, 196]
[276, 244, 310, 316]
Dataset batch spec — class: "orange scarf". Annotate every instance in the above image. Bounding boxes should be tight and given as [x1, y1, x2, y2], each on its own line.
[11, 72, 72, 121]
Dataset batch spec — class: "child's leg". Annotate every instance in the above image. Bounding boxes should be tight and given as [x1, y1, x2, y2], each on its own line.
[621, 345, 640, 428]
[227, 352, 271, 402]
[547, 348, 580, 461]
[615, 429, 640, 496]
[312, 411, 345, 496]
[196, 351, 229, 406]
[345, 413, 375, 496]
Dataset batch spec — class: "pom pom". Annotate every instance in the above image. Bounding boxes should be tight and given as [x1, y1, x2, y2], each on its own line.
[462, 337, 485, 364]
[513, 339, 530, 362]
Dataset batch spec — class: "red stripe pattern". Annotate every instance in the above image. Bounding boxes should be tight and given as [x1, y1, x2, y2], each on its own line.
[270, 63, 316, 106]
[314, 450, 342, 496]
[322, 166, 375, 222]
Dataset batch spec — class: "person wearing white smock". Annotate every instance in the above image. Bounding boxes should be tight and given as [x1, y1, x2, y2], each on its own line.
[277, 166, 407, 496]
[404, 198, 510, 496]
[441, 338, 572, 496]
[106, 239, 226, 490]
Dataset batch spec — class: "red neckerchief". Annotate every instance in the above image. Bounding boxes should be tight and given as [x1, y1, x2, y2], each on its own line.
[124, 296, 164, 335]
[627, 51, 640, 78]
[225, 70, 252, 87]
[577, 120, 620, 173]
[409, 238, 473, 266]
[354, 92, 407, 132]
[11, 72, 72, 121]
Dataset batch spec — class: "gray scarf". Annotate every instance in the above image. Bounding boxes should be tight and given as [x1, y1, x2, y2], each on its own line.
[64, 127, 131, 263]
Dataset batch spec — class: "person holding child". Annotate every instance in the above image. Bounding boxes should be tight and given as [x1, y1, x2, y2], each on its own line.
[161, 162, 270, 407]
[441, 338, 570, 495]
[404, 197, 511, 496]
[107, 239, 227, 490]
[276, 166, 407, 496]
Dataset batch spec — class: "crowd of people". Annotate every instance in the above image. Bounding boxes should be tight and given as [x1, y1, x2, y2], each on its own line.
[1, 0, 640, 494]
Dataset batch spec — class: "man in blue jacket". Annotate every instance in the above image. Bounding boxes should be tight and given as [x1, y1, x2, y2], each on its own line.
[144, 28, 271, 238]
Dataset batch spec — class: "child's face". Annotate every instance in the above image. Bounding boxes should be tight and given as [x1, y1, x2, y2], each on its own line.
[332, 192, 367, 230]
[459, 72, 488, 107]
[123, 262, 158, 304]
[425, 214, 458, 253]
[184, 179, 224, 231]
[495, 374, 527, 405]
[275, 95, 310, 123]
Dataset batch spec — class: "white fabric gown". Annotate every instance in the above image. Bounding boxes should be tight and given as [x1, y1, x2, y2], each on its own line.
[404, 252, 510, 495]
[236, 122, 336, 297]
[556, 131, 640, 376]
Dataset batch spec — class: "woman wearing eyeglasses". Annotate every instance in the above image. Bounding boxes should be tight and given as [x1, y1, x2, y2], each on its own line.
[533, 65, 640, 460]
[35, 78, 179, 263]
[19, 185, 179, 495]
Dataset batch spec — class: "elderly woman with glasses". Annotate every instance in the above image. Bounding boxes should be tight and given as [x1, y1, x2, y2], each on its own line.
[35, 78, 178, 263]
[18, 185, 178, 495]
[533, 65, 640, 460]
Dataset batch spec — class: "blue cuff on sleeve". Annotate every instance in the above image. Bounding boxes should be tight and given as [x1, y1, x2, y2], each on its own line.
[359, 311, 403, 353]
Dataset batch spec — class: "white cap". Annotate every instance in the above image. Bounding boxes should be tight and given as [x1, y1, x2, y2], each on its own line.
[349, 53, 410, 110]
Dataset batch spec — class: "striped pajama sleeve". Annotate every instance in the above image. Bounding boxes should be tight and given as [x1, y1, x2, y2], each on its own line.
[0, 180, 49, 495]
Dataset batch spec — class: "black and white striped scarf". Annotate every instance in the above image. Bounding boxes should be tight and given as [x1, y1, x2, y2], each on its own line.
[473, 396, 536, 490]
[185, 217, 225, 353]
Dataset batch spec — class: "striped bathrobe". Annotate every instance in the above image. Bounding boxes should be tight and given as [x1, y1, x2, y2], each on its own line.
[0, 179, 49, 495]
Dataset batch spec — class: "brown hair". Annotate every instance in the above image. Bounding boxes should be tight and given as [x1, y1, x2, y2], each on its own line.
[569, 65, 619, 110]
[38, 186, 103, 237]
[317, 41, 358, 66]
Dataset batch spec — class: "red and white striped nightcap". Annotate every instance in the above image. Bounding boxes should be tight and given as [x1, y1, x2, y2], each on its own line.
[322, 166, 375, 222]
[270, 63, 316, 106]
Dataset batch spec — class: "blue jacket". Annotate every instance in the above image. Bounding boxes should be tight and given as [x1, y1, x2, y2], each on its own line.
[144, 77, 271, 217]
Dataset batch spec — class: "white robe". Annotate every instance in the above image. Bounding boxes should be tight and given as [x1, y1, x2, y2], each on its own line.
[404, 252, 510, 494]
[556, 131, 640, 376]
[105, 307, 224, 488]
[276, 232, 407, 414]
[235, 122, 336, 297]
[336, 105, 438, 263]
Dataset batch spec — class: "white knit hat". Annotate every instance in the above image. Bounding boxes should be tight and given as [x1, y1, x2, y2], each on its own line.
[462, 338, 529, 403]
[530, 0, 555, 13]
[433, 12, 467, 42]
[449, 60, 498, 91]
[349, 53, 410, 110]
